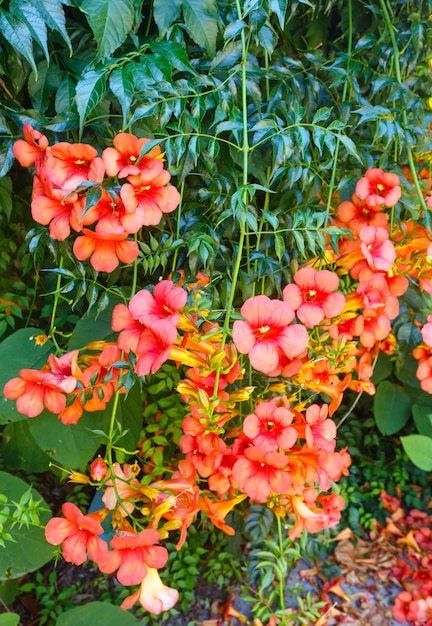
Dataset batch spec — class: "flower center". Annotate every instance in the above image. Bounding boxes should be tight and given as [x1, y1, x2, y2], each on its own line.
[254, 325, 270, 339]
[376, 183, 385, 193]
[305, 289, 317, 301]
[265, 421, 275, 432]
[74, 159, 87, 165]
[129, 155, 137, 162]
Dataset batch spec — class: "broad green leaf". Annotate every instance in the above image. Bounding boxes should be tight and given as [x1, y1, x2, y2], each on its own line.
[0, 329, 54, 425]
[401, 434, 432, 471]
[81, 0, 135, 60]
[10, 0, 49, 61]
[1, 420, 51, 472]
[412, 404, 432, 438]
[68, 295, 121, 350]
[373, 381, 411, 435]
[109, 66, 134, 127]
[153, 0, 181, 37]
[55, 75, 76, 114]
[0, 613, 20, 626]
[0, 9, 37, 75]
[114, 384, 143, 453]
[75, 69, 108, 136]
[57, 602, 140, 626]
[27, 408, 111, 469]
[0, 472, 53, 580]
[370, 351, 393, 384]
[181, 0, 218, 57]
[28, 0, 72, 53]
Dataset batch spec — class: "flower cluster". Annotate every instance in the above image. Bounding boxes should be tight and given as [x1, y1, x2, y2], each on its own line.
[6, 133, 432, 618]
[13, 126, 179, 272]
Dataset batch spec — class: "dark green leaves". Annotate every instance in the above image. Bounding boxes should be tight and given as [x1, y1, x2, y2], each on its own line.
[81, 0, 135, 60]
[373, 381, 411, 436]
[181, 0, 218, 56]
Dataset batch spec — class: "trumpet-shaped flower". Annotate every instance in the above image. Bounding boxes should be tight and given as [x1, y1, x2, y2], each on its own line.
[42, 142, 105, 191]
[243, 400, 297, 452]
[120, 567, 179, 614]
[232, 446, 291, 503]
[129, 281, 188, 327]
[73, 228, 139, 272]
[98, 529, 168, 586]
[45, 502, 107, 566]
[283, 267, 345, 329]
[120, 170, 180, 226]
[232, 295, 308, 375]
[102, 132, 164, 179]
[4, 368, 67, 418]
[31, 177, 84, 240]
[355, 168, 401, 208]
[134, 319, 178, 376]
[360, 226, 396, 272]
[13, 124, 49, 170]
[305, 404, 336, 452]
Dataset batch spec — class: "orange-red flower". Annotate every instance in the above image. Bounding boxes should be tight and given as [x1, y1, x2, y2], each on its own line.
[42, 142, 104, 191]
[13, 124, 49, 170]
[120, 567, 179, 614]
[73, 228, 139, 272]
[283, 267, 345, 329]
[120, 170, 180, 226]
[102, 132, 164, 179]
[355, 168, 401, 208]
[3, 368, 67, 418]
[232, 295, 308, 375]
[232, 446, 291, 503]
[45, 502, 107, 566]
[243, 400, 297, 452]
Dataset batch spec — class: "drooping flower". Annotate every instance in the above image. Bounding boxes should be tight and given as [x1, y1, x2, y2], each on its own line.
[73, 228, 139, 272]
[359, 226, 396, 271]
[243, 400, 297, 452]
[120, 567, 179, 614]
[305, 404, 336, 452]
[3, 368, 67, 418]
[98, 529, 168, 586]
[45, 502, 107, 566]
[134, 319, 178, 376]
[13, 124, 49, 171]
[199, 494, 247, 535]
[129, 281, 188, 328]
[283, 267, 345, 329]
[232, 446, 291, 503]
[355, 168, 401, 208]
[232, 295, 308, 375]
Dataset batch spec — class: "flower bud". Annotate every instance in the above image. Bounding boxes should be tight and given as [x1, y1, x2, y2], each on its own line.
[90, 457, 107, 482]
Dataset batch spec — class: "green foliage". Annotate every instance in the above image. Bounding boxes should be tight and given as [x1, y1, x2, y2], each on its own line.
[0, 472, 53, 580]
[57, 601, 140, 626]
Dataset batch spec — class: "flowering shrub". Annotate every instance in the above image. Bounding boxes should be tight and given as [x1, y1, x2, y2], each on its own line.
[0, 1, 432, 623]
[2, 119, 432, 619]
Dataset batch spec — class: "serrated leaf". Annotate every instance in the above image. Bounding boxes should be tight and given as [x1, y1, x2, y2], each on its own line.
[150, 41, 196, 75]
[0, 9, 37, 75]
[109, 66, 134, 127]
[28, 0, 72, 53]
[75, 69, 108, 137]
[9, 0, 49, 61]
[81, 0, 135, 60]
[270, 0, 287, 29]
[181, 0, 218, 57]
[153, 0, 181, 36]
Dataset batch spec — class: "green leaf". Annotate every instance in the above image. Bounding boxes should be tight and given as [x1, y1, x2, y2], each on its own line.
[0, 472, 53, 580]
[269, 0, 287, 29]
[373, 381, 411, 435]
[27, 408, 111, 469]
[0, 613, 20, 626]
[9, 0, 49, 61]
[0, 9, 37, 75]
[412, 404, 432, 438]
[109, 66, 134, 127]
[181, 0, 218, 57]
[0, 141, 15, 178]
[401, 434, 432, 471]
[0, 329, 54, 425]
[150, 41, 196, 75]
[68, 295, 121, 350]
[81, 0, 135, 60]
[1, 420, 51, 472]
[28, 0, 72, 53]
[57, 602, 140, 626]
[153, 0, 181, 37]
[75, 69, 108, 137]
[28, 60, 62, 112]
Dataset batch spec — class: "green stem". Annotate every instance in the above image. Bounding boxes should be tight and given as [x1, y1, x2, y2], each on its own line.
[131, 233, 139, 297]
[171, 179, 185, 274]
[378, 0, 430, 227]
[48, 256, 64, 339]
[276, 515, 286, 616]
